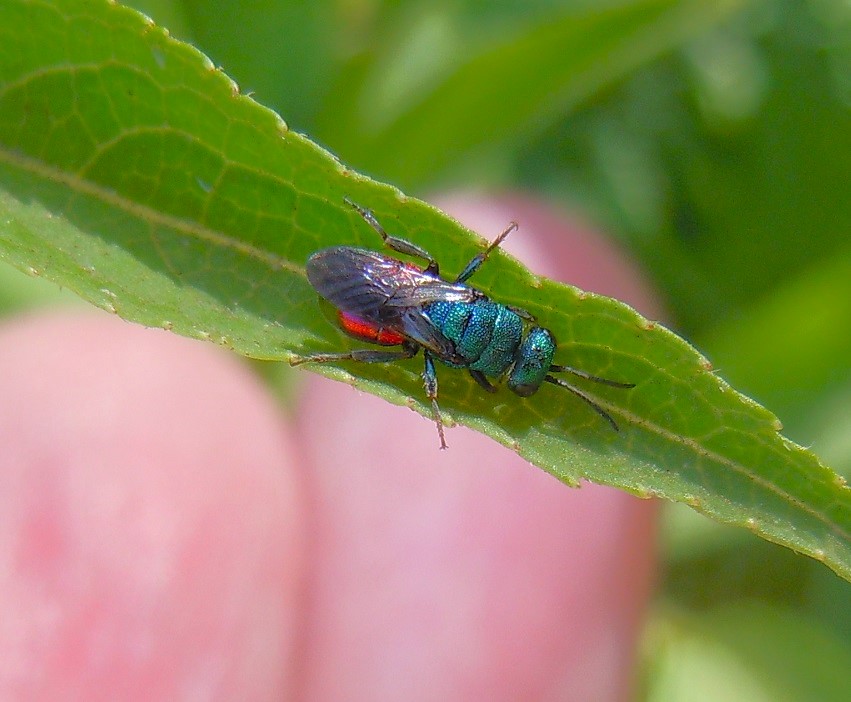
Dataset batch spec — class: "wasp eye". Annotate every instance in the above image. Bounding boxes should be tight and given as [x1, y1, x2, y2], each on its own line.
[508, 327, 556, 397]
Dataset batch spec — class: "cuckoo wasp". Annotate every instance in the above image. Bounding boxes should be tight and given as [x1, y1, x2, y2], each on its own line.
[291, 198, 634, 448]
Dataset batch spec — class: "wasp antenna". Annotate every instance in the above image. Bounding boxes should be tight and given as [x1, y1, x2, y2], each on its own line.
[549, 364, 635, 389]
[455, 221, 520, 284]
[545, 375, 620, 431]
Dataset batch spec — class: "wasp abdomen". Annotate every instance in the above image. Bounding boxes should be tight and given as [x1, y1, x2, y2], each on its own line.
[338, 310, 407, 346]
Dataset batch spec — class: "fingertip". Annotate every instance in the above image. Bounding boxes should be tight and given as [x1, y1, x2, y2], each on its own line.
[0, 311, 304, 700]
[296, 385, 657, 700]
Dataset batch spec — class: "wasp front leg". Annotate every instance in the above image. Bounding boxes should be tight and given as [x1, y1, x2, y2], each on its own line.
[469, 369, 497, 393]
[290, 344, 418, 367]
[422, 350, 448, 449]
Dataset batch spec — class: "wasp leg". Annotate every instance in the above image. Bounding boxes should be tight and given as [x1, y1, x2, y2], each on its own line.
[506, 305, 536, 322]
[544, 375, 621, 432]
[469, 369, 497, 393]
[343, 197, 440, 275]
[290, 345, 418, 367]
[455, 221, 518, 283]
[422, 350, 448, 449]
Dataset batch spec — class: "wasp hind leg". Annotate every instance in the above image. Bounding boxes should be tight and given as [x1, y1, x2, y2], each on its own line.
[291, 344, 449, 448]
[343, 197, 440, 275]
[290, 344, 418, 367]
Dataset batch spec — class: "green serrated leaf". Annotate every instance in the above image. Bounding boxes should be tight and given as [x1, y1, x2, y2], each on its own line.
[0, 0, 848, 581]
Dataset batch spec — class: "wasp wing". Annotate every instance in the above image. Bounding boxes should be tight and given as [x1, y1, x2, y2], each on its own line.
[307, 247, 476, 320]
[306, 247, 475, 362]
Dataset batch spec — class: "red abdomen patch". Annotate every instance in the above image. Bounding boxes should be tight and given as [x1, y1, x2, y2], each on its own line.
[338, 311, 406, 346]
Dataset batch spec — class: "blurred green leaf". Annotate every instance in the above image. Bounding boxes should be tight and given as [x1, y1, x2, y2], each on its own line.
[0, 259, 78, 313]
[661, 503, 820, 608]
[517, 3, 851, 335]
[643, 604, 851, 702]
[803, 381, 851, 479]
[317, 0, 751, 187]
[0, 0, 849, 580]
[698, 248, 851, 431]
[176, 0, 336, 129]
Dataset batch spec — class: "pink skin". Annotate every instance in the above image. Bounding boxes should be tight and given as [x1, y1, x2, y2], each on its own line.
[0, 195, 662, 701]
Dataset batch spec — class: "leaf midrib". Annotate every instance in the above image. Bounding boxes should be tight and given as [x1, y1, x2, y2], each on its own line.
[635, 410, 844, 531]
[0, 145, 301, 276]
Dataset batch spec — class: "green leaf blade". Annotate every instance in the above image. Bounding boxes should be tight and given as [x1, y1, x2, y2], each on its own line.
[0, 0, 848, 581]
[0, 0, 333, 358]
[493, 287, 851, 579]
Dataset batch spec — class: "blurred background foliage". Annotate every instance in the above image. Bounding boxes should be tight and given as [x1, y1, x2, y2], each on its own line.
[3, 0, 848, 698]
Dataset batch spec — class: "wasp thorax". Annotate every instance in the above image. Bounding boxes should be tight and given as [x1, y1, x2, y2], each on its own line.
[507, 327, 557, 397]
